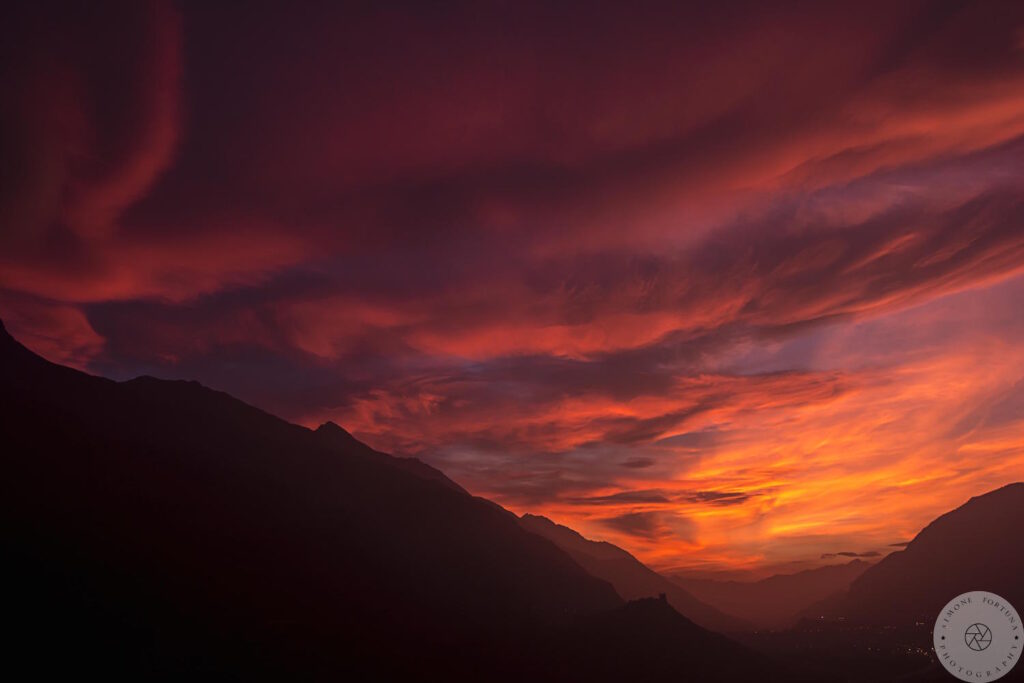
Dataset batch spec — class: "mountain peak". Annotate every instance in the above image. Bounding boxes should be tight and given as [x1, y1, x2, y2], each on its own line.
[316, 420, 354, 436]
[314, 420, 469, 495]
[315, 420, 366, 446]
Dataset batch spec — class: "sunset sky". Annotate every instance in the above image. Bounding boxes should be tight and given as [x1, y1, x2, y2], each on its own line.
[3, 0, 1024, 577]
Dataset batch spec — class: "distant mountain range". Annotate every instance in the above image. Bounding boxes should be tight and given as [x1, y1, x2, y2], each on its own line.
[673, 560, 871, 629]
[520, 513, 750, 633]
[0, 320, 803, 681]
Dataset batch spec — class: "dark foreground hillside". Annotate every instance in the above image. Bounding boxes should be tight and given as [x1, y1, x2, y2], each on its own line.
[0, 321, 806, 681]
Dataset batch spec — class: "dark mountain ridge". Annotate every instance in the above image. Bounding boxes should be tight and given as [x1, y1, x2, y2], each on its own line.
[0, 320, 803, 681]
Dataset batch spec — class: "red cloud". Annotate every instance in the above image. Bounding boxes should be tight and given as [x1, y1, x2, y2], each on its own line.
[1, 1, 182, 244]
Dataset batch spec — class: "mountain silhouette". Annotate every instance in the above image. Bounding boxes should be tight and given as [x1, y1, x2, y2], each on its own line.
[828, 483, 1024, 626]
[521, 513, 749, 633]
[314, 420, 468, 494]
[674, 560, 871, 629]
[0, 320, 802, 681]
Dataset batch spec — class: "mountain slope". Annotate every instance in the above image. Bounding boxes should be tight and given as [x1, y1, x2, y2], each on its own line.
[314, 419, 468, 494]
[674, 560, 871, 629]
[521, 513, 749, 633]
[830, 483, 1024, 625]
[0, 320, 796, 681]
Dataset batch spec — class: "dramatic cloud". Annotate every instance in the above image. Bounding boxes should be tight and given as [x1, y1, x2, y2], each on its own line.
[1, 2, 181, 244]
[599, 511, 695, 543]
[820, 551, 882, 559]
[3, 0, 1024, 572]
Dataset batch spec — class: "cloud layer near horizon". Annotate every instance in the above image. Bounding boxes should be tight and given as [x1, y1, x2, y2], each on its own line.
[4, 0, 1024, 573]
